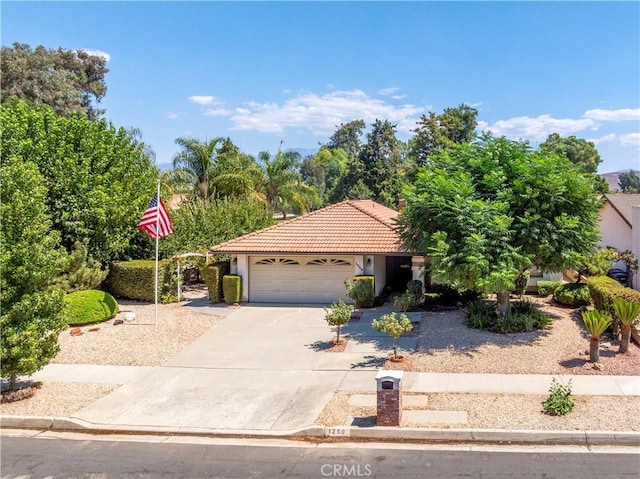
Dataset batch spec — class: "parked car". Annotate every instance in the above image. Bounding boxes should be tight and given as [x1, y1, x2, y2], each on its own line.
[607, 268, 627, 284]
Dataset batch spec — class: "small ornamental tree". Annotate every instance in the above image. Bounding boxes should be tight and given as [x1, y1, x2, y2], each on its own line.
[613, 298, 640, 354]
[324, 300, 354, 344]
[372, 312, 413, 359]
[398, 134, 601, 317]
[581, 310, 612, 363]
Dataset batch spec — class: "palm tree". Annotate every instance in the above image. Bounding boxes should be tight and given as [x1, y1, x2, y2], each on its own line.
[581, 310, 612, 363]
[613, 298, 640, 353]
[256, 150, 318, 218]
[171, 136, 259, 201]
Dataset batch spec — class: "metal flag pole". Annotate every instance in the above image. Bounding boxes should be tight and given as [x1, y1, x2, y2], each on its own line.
[154, 179, 160, 326]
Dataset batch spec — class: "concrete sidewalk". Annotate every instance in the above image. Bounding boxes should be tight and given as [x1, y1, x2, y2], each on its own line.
[3, 301, 640, 445]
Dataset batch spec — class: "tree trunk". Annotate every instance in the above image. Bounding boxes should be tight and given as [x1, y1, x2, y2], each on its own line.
[336, 326, 341, 344]
[589, 337, 600, 363]
[620, 325, 630, 354]
[496, 290, 511, 317]
[393, 341, 398, 359]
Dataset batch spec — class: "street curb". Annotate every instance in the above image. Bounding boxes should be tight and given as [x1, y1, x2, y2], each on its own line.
[2, 415, 639, 446]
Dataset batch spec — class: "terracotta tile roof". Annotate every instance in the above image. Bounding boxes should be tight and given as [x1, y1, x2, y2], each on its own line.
[604, 193, 640, 227]
[209, 200, 414, 254]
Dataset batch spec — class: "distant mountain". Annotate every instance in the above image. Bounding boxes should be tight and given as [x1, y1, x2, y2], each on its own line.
[601, 169, 639, 192]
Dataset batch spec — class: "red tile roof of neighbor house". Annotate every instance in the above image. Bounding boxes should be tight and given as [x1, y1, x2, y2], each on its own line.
[604, 194, 640, 227]
[209, 199, 414, 254]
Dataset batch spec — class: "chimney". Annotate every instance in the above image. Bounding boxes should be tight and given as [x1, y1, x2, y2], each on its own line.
[397, 198, 407, 211]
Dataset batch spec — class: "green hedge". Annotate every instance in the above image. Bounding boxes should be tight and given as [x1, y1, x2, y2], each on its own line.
[222, 274, 242, 304]
[64, 290, 119, 326]
[587, 275, 640, 334]
[346, 276, 375, 308]
[553, 283, 590, 306]
[537, 280, 562, 297]
[198, 259, 230, 303]
[105, 260, 176, 302]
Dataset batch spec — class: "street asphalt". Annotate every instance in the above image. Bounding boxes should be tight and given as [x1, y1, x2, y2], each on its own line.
[2, 298, 640, 445]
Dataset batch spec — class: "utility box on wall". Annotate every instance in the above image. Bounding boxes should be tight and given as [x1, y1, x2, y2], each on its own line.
[375, 370, 403, 426]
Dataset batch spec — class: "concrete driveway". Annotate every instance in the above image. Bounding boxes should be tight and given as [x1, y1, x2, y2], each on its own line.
[73, 303, 419, 432]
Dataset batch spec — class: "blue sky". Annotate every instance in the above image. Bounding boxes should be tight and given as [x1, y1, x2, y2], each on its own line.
[3, 1, 639, 173]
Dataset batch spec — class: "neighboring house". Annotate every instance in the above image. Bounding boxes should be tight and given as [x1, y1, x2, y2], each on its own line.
[209, 200, 423, 303]
[599, 193, 640, 290]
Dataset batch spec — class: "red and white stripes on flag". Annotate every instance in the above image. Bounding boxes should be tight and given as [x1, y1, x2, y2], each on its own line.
[137, 193, 173, 239]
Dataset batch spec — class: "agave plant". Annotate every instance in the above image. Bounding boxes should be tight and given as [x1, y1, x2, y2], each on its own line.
[613, 298, 640, 354]
[581, 310, 612, 363]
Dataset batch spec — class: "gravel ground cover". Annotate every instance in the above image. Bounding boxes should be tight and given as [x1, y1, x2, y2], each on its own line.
[2, 294, 638, 431]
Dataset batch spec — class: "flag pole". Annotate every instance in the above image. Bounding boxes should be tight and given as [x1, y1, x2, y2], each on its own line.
[154, 179, 160, 326]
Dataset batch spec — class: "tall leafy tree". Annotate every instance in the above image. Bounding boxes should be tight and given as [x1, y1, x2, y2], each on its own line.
[1, 43, 108, 119]
[540, 133, 607, 193]
[256, 150, 318, 218]
[359, 119, 404, 207]
[301, 147, 348, 205]
[618, 170, 640, 193]
[540, 133, 602, 174]
[1, 157, 68, 389]
[1, 102, 158, 262]
[159, 197, 274, 257]
[398, 135, 601, 316]
[410, 104, 478, 167]
[325, 119, 365, 160]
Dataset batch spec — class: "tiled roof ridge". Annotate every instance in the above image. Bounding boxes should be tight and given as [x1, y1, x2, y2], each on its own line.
[209, 200, 356, 250]
[345, 199, 398, 229]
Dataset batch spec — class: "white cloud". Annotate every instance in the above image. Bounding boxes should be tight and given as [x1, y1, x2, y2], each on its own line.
[479, 115, 597, 141]
[620, 132, 640, 147]
[588, 133, 616, 145]
[378, 87, 400, 96]
[188, 95, 220, 106]
[228, 89, 426, 135]
[167, 112, 179, 119]
[204, 108, 232, 116]
[584, 108, 640, 122]
[80, 49, 111, 62]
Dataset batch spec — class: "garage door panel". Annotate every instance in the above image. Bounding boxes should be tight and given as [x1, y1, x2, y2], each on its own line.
[249, 256, 353, 303]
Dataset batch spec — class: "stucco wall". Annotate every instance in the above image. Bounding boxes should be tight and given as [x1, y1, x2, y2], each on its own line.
[599, 201, 632, 252]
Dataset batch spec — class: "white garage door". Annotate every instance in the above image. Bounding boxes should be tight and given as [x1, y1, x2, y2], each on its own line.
[249, 256, 354, 303]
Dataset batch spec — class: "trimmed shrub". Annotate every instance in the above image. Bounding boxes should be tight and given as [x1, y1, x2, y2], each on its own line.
[105, 260, 176, 303]
[64, 290, 119, 326]
[345, 276, 375, 308]
[537, 280, 562, 297]
[222, 274, 242, 304]
[393, 292, 417, 312]
[198, 259, 230, 303]
[586, 275, 640, 336]
[553, 283, 590, 306]
[406, 280, 423, 298]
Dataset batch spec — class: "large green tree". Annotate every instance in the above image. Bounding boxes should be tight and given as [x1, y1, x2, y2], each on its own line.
[1, 102, 158, 262]
[1, 43, 108, 119]
[159, 197, 274, 257]
[325, 119, 366, 160]
[398, 135, 601, 315]
[540, 133, 602, 174]
[359, 119, 405, 207]
[410, 104, 478, 167]
[618, 170, 640, 193]
[1, 157, 68, 389]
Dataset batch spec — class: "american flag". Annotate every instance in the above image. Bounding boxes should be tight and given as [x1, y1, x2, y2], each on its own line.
[137, 193, 173, 239]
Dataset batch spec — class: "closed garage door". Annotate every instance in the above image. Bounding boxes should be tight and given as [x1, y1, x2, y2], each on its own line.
[249, 256, 354, 303]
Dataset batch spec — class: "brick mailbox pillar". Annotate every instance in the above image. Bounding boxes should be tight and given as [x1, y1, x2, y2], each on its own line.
[375, 370, 403, 426]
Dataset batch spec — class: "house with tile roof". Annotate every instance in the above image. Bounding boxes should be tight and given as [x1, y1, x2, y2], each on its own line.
[599, 193, 640, 290]
[209, 200, 424, 303]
